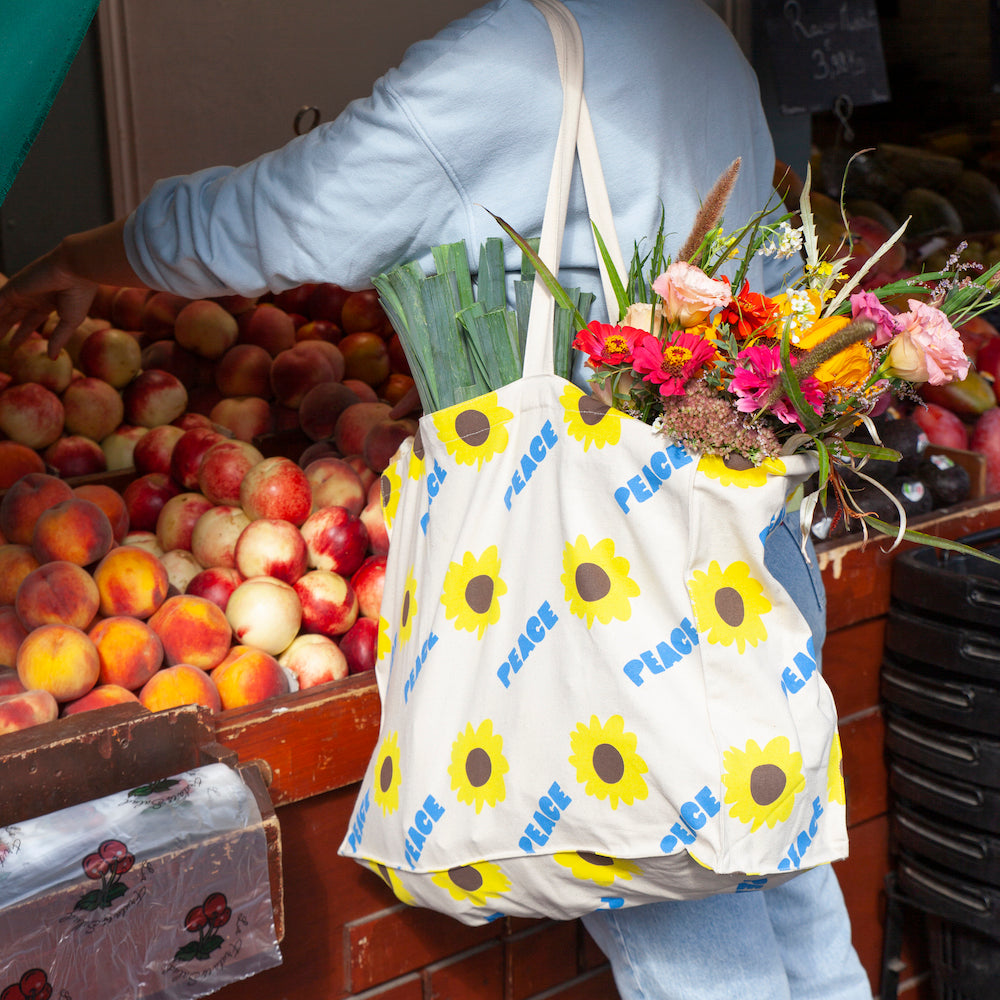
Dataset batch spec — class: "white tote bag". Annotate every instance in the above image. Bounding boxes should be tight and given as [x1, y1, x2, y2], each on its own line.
[339, 0, 847, 925]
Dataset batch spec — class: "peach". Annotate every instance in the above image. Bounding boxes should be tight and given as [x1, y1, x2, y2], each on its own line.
[340, 288, 390, 336]
[139, 663, 222, 714]
[173, 299, 239, 359]
[240, 456, 312, 525]
[121, 530, 163, 557]
[360, 495, 390, 556]
[155, 492, 216, 553]
[16, 560, 101, 630]
[141, 339, 205, 390]
[186, 384, 225, 416]
[209, 395, 273, 442]
[185, 566, 243, 611]
[294, 569, 358, 638]
[0, 382, 65, 449]
[378, 372, 416, 406]
[17, 623, 100, 702]
[197, 438, 264, 507]
[214, 343, 273, 398]
[101, 424, 149, 471]
[161, 548, 204, 593]
[62, 683, 141, 716]
[333, 401, 392, 457]
[347, 455, 378, 493]
[32, 497, 115, 566]
[88, 284, 119, 322]
[0, 663, 26, 694]
[170, 425, 226, 490]
[0, 607, 29, 670]
[305, 455, 366, 515]
[132, 423, 186, 476]
[301, 505, 369, 576]
[88, 615, 164, 690]
[148, 593, 233, 670]
[212, 292, 258, 315]
[339, 331, 390, 386]
[306, 282, 350, 324]
[0, 545, 41, 605]
[141, 290, 189, 341]
[9, 339, 74, 392]
[122, 368, 188, 427]
[278, 632, 348, 689]
[61, 375, 125, 442]
[237, 303, 296, 356]
[174, 412, 216, 432]
[295, 318, 341, 344]
[363, 418, 417, 474]
[272, 283, 316, 315]
[340, 615, 379, 674]
[297, 440, 340, 467]
[212, 644, 290, 710]
[269, 341, 345, 408]
[122, 472, 181, 533]
[0, 442, 46, 489]
[351, 554, 387, 620]
[78, 326, 143, 387]
[343, 379, 379, 403]
[190, 504, 250, 570]
[226, 576, 301, 654]
[43, 435, 108, 479]
[234, 517, 308, 583]
[73, 483, 130, 542]
[93, 545, 170, 619]
[0, 687, 60, 734]
[297, 380, 361, 442]
[0, 472, 74, 546]
[110, 287, 154, 331]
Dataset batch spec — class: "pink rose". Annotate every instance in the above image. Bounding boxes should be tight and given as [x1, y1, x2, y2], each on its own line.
[887, 300, 969, 385]
[850, 290, 900, 347]
[651, 262, 732, 327]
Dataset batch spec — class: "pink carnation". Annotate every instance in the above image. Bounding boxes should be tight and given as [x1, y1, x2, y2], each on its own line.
[651, 261, 732, 327]
[850, 290, 900, 347]
[887, 300, 969, 385]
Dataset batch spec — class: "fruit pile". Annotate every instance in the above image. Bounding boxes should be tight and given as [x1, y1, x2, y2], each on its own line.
[0, 280, 416, 737]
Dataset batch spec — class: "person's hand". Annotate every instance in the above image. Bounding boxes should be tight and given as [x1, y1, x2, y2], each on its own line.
[0, 248, 99, 359]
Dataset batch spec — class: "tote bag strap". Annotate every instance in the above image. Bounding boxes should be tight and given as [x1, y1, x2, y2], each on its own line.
[524, 0, 628, 377]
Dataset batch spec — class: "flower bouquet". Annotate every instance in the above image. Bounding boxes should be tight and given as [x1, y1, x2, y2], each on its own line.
[492, 157, 1000, 559]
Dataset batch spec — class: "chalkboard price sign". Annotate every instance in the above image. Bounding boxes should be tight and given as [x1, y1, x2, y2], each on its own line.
[762, 0, 891, 115]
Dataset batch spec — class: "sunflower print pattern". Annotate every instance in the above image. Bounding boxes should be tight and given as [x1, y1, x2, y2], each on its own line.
[339, 375, 847, 926]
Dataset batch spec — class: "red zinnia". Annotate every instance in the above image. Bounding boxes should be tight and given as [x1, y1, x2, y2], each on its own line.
[573, 321, 646, 367]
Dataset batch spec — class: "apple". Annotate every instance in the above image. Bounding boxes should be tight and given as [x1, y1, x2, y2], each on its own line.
[300, 505, 369, 576]
[240, 456, 313, 525]
[293, 569, 358, 637]
[339, 615, 379, 674]
[304, 456, 366, 514]
[351, 555, 387, 620]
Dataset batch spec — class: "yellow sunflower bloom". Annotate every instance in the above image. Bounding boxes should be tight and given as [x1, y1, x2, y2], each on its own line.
[560, 384, 623, 451]
[553, 851, 643, 886]
[448, 720, 509, 812]
[697, 453, 786, 488]
[373, 732, 402, 815]
[377, 614, 392, 662]
[688, 560, 771, 653]
[368, 861, 415, 905]
[569, 714, 649, 808]
[431, 861, 511, 906]
[722, 736, 805, 831]
[380, 463, 403, 527]
[407, 428, 426, 481]
[562, 536, 640, 627]
[399, 567, 418, 645]
[441, 545, 507, 638]
[432, 393, 512, 468]
[827, 731, 846, 806]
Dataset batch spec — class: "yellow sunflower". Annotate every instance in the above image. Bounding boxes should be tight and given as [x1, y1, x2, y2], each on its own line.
[377, 614, 392, 662]
[561, 536, 640, 627]
[697, 453, 786, 488]
[430, 861, 510, 906]
[399, 567, 418, 645]
[407, 428, 426, 481]
[560, 384, 623, 451]
[553, 851, 642, 886]
[827, 731, 846, 806]
[722, 736, 805, 831]
[569, 714, 649, 808]
[441, 545, 507, 638]
[448, 720, 509, 812]
[367, 861, 415, 905]
[372, 732, 402, 815]
[432, 393, 512, 468]
[688, 560, 771, 653]
[380, 463, 403, 527]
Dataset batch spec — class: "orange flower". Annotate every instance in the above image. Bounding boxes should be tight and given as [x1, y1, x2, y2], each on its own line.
[796, 315, 873, 391]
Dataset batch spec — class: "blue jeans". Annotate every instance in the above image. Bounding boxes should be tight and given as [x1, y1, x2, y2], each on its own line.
[581, 514, 872, 1000]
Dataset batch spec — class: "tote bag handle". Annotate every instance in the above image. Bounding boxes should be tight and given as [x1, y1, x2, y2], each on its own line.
[523, 0, 628, 378]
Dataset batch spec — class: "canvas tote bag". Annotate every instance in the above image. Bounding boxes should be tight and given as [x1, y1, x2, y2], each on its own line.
[338, 0, 848, 925]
